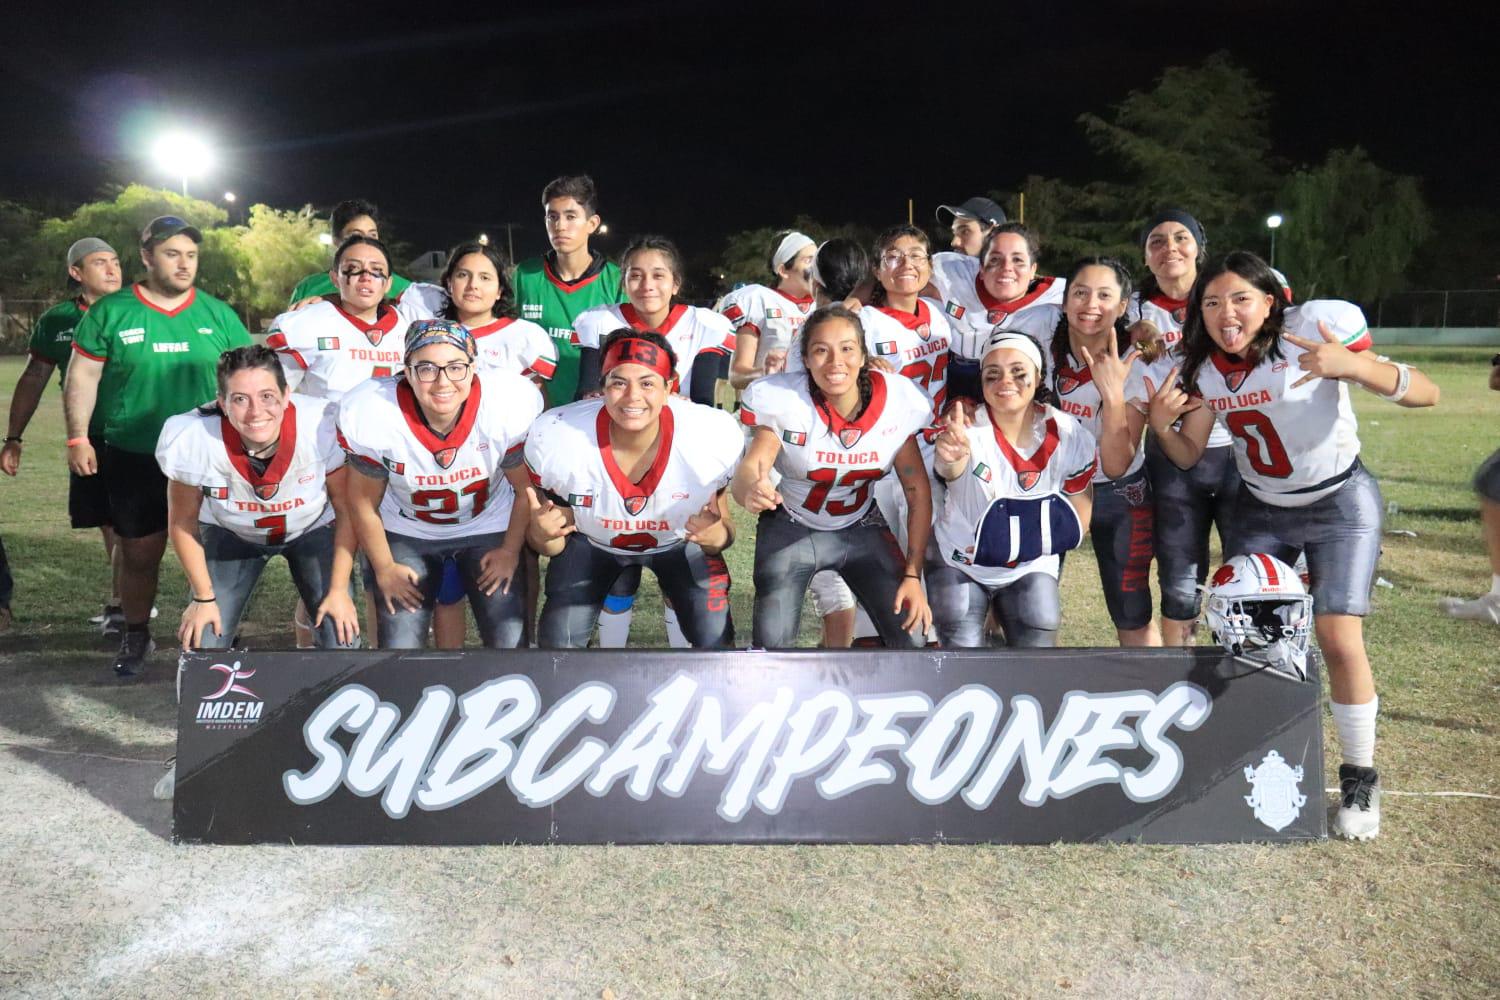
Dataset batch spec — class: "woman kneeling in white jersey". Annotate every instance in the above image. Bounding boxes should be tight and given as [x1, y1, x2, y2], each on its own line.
[734, 305, 933, 648]
[338, 319, 543, 648]
[928, 331, 1097, 647]
[527, 330, 743, 648]
[157, 346, 360, 651]
[1149, 251, 1439, 840]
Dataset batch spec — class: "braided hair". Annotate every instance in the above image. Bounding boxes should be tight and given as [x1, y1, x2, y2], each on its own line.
[799, 304, 875, 427]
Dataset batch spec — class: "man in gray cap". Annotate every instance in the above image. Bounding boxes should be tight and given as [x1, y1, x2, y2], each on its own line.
[935, 196, 1007, 257]
[1, 238, 124, 631]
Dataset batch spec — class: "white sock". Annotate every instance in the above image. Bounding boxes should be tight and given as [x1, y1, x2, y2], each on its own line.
[596, 608, 634, 648]
[663, 606, 689, 648]
[1330, 696, 1378, 768]
[1489, 574, 1500, 598]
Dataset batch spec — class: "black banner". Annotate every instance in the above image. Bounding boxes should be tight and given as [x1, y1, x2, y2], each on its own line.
[174, 648, 1325, 845]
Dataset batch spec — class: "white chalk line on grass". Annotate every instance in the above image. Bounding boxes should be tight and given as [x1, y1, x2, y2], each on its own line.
[0, 741, 163, 765]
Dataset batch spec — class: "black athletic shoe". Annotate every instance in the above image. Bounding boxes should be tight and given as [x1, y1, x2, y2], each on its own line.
[1332, 764, 1381, 840]
[112, 629, 155, 680]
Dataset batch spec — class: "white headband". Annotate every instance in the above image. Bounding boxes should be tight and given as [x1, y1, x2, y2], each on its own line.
[772, 231, 815, 271]
[981, 331, 1044, 373]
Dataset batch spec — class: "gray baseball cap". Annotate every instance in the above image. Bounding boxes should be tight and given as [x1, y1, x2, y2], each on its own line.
[67, 237, 117, 269]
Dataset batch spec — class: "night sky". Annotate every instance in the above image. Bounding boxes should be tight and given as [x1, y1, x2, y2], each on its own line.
[2, 1, 1488, 277]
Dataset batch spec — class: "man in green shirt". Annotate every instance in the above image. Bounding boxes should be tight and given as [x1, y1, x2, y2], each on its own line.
[65, 216, 252, 678]
[2, 238, 126, 629]
[288, 198, 411, 305]
[512, 175, 625, 407]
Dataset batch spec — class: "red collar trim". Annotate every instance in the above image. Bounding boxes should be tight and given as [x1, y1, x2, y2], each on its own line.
[469, 317, 516, 339]
[1209, 349, 1257, 376]
[333, 299, 400, 345]
[774, 288, 815, 310]
[986, 404, 1060, 476]
[620, 302, 686, 335]
[396, 374, 483, 455]
[1148, 292, 1188, 313]
[975, 275, 1054, 315]
[875, 298, 931, 330]
[75, 295, 92, 313]
[817, 368, 890, 442]
[543, 256, 607, 292]
[132, 283, 196, 317]
[1055, 353, 1094, 388]
[596, 402, 675, 500]
[220, 401, 298, 492]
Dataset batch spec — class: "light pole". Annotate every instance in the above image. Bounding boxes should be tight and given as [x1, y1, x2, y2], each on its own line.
[1265, 214, 1283, 269]
[150, 132, 214, 198]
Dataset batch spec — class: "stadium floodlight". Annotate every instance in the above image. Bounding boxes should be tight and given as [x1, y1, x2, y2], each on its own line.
[1266, 214, 1284, 267]
[151, 131, 214, 198]
[223, 191, 236, 203]
[319, 232, 335, 246]
[599, 224, 609, 235]
[478, 233, 490, 246]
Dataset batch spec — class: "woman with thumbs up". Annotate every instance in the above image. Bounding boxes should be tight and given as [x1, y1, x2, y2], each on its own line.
[1150, 250, 1438, 841]
[525, 329, 745, 648]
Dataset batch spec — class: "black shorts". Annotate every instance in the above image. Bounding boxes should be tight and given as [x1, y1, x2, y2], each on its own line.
[69, 436, 112, 530]
[98, 443, 168, 539]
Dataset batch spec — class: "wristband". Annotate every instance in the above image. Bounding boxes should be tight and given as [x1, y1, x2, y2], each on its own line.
[903, 572, 921, 580]
[66, 437, 89, 447]
[4, 436, 20, 444]
[1380, 363, 1411, 403]
[191, 595, 217, 603]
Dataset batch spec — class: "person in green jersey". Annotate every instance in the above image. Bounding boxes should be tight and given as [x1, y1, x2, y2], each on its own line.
[288, 198, 412, 305]
[64, 216, 253, 679]
[512, 175, 625, 407]
[3, 238, 126, 630]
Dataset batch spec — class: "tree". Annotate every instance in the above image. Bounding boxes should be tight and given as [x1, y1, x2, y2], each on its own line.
[235, 204, 330, 318]
[1274, 147, 1431, 302]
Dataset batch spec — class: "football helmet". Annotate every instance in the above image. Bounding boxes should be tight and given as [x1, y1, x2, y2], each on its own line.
[1203, 553, 1314, 680]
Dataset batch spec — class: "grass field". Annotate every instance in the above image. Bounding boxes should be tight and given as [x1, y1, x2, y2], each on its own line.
[1, 351, 1497, 998]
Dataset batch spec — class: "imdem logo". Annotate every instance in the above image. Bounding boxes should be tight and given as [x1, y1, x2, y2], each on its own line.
[196, 660, 264, 729]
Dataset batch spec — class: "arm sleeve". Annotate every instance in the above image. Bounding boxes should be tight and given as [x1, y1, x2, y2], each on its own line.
[575, 348, 601, 400]
[689, 351, 728, 406]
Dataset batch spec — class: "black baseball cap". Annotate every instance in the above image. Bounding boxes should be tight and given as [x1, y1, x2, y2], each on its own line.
[936, 197, 1007, 227]
[141, 215, 203, 247]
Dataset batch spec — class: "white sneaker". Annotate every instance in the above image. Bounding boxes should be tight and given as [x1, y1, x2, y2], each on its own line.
[1438, 593, 1500, 624]
[153, 760, 176, 801]
[1332, 764, 1380, 840]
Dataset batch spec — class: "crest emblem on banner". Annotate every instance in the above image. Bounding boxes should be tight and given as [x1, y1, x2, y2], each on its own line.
[1243, 750, 1306, 831]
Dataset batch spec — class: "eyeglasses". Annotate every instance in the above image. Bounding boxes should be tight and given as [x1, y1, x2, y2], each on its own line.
[408, 361, 472, 383]
[339, 266, 389, 282]
[879, 251, 930, 268]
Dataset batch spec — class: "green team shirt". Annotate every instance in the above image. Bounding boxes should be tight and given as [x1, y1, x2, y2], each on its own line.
[72, 285, 252, 454]
[288, 270, 412, 306]
[28, 296, 88, 387]
[513, 252, 624, 406]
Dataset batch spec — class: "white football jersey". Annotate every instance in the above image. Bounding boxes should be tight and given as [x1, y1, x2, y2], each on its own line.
[574, 303, 736, 400]
[934, 403, 1098, 587]
[740, 369, 933, 530]
[266, 288, 438, 401]
[336, 371, 543, 539]
[525, 396, 744, 555]
[1194, 300, 1370, 507]
[1050, 346, 1149, 483]
[155, 395, 343, 545]
[786, 298, 953, 419]
[930, 251, 1064, 360]
[471, 316, 558, 383]
[719, 284, 815, 367]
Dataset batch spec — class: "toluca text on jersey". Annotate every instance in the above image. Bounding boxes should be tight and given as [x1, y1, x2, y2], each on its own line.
[597, 518, 672, 531]
[345, 348, 401, 363]
[409, 466, 485, 486]
[888, 337, 948, 363]
[282, 672, 1212, 822]
[814, 450, 881, 465]
[1203, 389, 1273, 412]
[230, 497, 306, 513]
